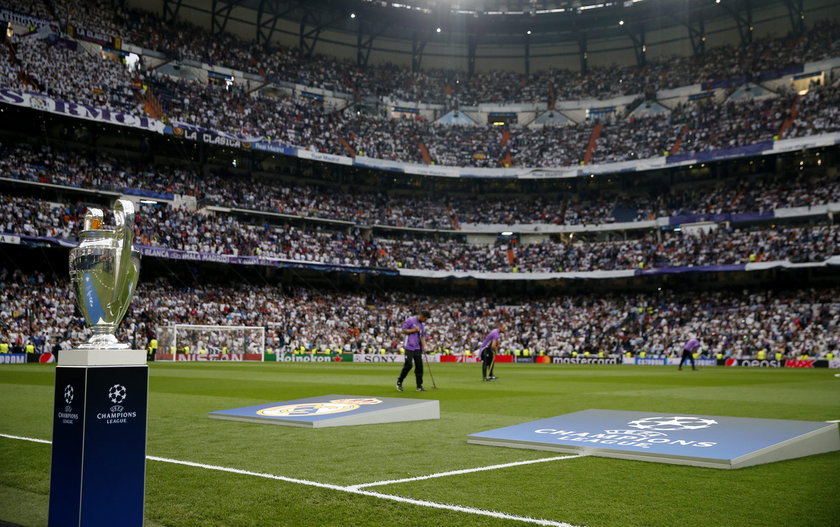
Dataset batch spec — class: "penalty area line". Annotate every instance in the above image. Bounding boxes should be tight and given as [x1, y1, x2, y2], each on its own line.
[348, 453, 584, 490]
[0, 433, 583, 527]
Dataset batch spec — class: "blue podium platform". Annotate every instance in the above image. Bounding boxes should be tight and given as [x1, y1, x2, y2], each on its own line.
[468, 409, 840, 469]
[209, 394, 440, 428]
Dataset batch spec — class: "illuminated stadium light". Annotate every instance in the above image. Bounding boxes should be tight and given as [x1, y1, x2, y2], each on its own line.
[436, 27, 442, 32]
[526, 30, 532, 35]
[139, 199, 158, 205]
[387, 2, 432, 13]
[501, 231, 514, 236]
[363, 0, 632, 16]
[619, 19, 624, 25]
[350, 12, 356, 18]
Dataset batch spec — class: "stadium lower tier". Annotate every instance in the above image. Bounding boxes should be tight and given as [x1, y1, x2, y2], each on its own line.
[2, 271, 837, 359]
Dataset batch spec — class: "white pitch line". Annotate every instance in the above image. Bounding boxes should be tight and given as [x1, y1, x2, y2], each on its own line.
[1, 433, 584, 527]
[349, 454, 583, 490]
[0, 433, 51, 444]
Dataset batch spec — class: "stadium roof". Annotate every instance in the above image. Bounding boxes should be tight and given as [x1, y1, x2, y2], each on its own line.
[187, 0, 787, 43]
[156, 0, 812, 70]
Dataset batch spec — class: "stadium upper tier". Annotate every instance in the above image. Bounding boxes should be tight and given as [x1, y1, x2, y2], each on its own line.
[2, 270, 837, 358]
[13, 0, 840, 105]
[2, 3, 840, 170]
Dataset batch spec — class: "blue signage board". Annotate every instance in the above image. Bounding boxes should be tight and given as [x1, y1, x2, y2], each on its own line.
[0, 353, 26, 363]
[210, 394, 439, 428]
[468, 409, 840, 469]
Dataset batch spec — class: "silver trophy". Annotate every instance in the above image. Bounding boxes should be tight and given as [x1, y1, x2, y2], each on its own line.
[69, 199, 141, 349]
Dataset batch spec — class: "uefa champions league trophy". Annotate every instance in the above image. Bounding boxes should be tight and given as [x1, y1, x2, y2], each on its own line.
[51, 199, 147, 527]
[69, 199, 140, 350]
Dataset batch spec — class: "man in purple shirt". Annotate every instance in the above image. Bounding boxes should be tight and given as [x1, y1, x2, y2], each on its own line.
[679, 336, 700, 371]
[397, 310, 430, 392]
[479, 325, 506, 381]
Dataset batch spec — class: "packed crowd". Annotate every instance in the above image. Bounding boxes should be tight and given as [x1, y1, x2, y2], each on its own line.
[0, 193, 836, 273]
[128, 71, 838, 168]
[41, 0, 840, 104]
[376, 224, 839, 272]
[785, 83, 840, 138]
[2, 270, 837, 360]
[2, 142, 839, 231]
[10, 33, 142, 112]
[2, 2, 839, 170]
[0, 0, 51, 20]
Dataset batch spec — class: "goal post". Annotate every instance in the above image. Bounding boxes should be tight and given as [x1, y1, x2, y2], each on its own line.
[155, 324, 266, 361]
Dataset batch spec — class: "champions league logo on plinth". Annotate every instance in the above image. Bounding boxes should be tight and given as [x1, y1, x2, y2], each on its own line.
[99, 383, 138, 424]
[108, 383, 127, 405]
[49, 199, 149, 527]
[58, 384, 79, 425]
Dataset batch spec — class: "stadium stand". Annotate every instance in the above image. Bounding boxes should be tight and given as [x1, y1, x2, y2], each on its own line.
[0, 192, 835, 272]
[0, 0, 838, 360]
[2, 5, 839, 169]
[1, 270, 836, 359]
[1, 142, 838, 229]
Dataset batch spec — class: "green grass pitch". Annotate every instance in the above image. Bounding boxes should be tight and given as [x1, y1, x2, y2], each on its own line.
[1, 362, 839, 527]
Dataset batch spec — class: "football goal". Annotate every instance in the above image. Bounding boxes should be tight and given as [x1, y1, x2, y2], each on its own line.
[155, 324, 265, 361]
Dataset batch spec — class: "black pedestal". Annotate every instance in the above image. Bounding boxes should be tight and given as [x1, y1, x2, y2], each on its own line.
[48, 350, 148, 527]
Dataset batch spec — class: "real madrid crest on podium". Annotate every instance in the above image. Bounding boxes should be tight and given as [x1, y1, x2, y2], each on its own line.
[49, 199, 148, 527]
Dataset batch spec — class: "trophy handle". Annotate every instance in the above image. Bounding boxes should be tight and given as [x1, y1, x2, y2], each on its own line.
[111, 199, 136, 306]
[84, 208, 105, 231]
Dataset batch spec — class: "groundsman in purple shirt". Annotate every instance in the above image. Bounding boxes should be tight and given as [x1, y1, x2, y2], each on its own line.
[479, 325, 505, 381]
[396, 310, 430, 392]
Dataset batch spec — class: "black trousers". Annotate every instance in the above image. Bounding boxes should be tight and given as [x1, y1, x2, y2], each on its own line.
[679, 349, 696, 369]
[398, 349, 423, 386]
[481, 349, 495, 378]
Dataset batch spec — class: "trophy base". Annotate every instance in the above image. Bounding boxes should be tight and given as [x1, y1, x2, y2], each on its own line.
[59, 348, 146, 366]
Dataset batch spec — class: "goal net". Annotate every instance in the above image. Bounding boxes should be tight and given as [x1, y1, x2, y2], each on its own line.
[155, 324, 265, 361]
